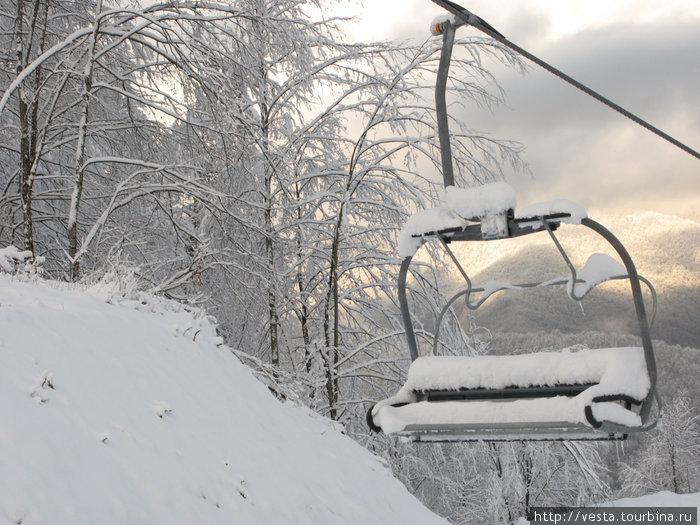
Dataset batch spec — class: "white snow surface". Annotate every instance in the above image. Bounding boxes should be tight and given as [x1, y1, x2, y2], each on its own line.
[404, 347, 649, 398]
[601, 491, 700, 509]
[374, 397, 640, 434]
[0, 274, 448, 525]
[372, 347, 650, 433]
[398, 206, 464, 257]
[445, 182, 517, 219]
[571, 253, 627, 297]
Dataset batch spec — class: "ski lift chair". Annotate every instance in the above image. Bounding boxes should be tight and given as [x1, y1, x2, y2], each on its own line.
[366, 15, 661, 442]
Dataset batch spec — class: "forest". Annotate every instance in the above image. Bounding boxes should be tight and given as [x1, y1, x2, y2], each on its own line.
[1, 1, 697, 523]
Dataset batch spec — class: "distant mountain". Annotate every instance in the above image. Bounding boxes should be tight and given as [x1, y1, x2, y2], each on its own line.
[444, 212, 699, 347]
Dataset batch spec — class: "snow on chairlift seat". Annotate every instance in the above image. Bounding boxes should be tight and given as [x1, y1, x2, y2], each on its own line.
[398, 183, 518, 257]
[397, 185, 589, 258]
[370, 347, 651, 441]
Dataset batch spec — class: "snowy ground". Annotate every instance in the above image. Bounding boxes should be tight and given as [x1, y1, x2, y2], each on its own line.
[0, 273, 449, 525]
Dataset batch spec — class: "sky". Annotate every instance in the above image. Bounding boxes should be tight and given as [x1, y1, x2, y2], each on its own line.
[346, 0, 700, 221]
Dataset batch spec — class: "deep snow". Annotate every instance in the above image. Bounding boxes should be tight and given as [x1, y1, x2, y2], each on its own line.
[372, 346, 650, 434]
[0, 273, 448, 525]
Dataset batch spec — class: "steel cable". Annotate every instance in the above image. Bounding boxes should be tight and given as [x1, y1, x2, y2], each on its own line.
[431, 0, 700, 161]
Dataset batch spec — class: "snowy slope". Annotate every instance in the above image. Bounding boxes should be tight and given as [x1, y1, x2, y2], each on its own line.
[0, 274, 448, 525]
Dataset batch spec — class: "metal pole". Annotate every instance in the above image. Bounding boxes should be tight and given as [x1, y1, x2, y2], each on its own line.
[398, 256, 420, 361]
[436, 22, 457, 188]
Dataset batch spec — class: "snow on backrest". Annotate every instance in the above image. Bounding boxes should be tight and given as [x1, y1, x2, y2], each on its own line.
[397, 207, 464, 257]
[445, 182, 516, 219]
[405, 347, 650, 401]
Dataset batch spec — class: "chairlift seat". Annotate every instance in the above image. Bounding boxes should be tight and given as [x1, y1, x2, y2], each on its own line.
[368, 347, 651, 441]
[367, 204, 660, 441]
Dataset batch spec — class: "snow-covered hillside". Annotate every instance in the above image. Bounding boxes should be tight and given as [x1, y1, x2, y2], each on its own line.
[0, 274, 448, 525]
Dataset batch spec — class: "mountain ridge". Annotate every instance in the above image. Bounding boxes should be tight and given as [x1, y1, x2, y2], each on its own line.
[444, 211, 699, 347]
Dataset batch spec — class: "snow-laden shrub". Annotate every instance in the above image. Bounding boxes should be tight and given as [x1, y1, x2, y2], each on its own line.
[0, 246, 44, 279]
[86, 258, 145, 303]
[619, 395, 700, 496]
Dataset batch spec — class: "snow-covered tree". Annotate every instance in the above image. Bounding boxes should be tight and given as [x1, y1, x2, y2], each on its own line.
[619, 395, 700, 496]
[0, 0, 75, 255]
[373, 438, 610, 525]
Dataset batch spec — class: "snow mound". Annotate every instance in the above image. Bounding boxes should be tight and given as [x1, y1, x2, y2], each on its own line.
[571, 253, 626, 298]
[404, 347, 649, 399]
[445, 182, 517, 219]
[0, 275, 447, 525]
[0, 245, 43, 275]
[0, 245, 32, 271]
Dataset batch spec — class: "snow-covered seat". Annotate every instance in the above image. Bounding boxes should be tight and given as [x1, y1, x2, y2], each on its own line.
[368, 347, 651, 441]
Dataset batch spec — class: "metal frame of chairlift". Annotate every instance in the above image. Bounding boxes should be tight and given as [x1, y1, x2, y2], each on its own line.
[366, 9, 662, 442]
[388, 213, 660, 441]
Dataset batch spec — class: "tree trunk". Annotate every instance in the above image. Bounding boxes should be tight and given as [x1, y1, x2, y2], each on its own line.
[258, 57, 279, 367]
[294, 185, 312, 374]
[15, 0, 32, 252]
[322, 203, 344, 421]
[15, 0, 50, 254]
[68, 0, 102, 280]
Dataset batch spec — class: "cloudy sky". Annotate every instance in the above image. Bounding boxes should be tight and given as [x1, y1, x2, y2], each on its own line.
[347, 0, 700, 221]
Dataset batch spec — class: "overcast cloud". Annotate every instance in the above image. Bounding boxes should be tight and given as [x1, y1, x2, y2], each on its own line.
[352, 1, 700, 220]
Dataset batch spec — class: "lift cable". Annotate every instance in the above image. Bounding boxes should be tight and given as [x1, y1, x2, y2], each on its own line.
[431, 0, 700, 161]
